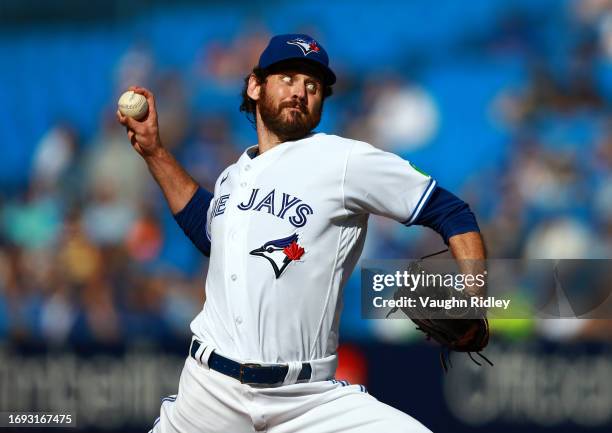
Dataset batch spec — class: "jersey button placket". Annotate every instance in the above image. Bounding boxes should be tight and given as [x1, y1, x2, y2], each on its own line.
[241, 163, 251, 188]
[223, 181, 243, 305]
[231, 157, 261, 335]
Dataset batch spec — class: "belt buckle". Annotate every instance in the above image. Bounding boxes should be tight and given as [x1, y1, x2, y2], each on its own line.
[239, 363, 262, 384]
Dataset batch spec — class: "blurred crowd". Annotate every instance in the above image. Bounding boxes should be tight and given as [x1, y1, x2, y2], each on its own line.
[1, 0, 612, 347]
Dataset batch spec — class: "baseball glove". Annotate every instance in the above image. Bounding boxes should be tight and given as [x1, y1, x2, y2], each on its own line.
[386, 249, 492, 371]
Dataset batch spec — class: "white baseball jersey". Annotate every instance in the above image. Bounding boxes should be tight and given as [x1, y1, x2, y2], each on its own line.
[190, 132, 436, 364]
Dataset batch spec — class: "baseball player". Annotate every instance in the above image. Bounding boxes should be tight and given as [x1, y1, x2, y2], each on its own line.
[117, 34, 485, 433]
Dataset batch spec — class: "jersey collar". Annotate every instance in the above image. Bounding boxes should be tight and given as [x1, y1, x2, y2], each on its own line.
[243, 132, 321, 161]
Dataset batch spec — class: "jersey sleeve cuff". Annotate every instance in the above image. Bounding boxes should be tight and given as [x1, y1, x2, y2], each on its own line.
[173, 186, 214, 256]
[401, 178, 437, 226]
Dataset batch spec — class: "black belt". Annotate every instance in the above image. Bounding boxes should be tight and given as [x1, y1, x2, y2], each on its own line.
[190, 340, 312, 386]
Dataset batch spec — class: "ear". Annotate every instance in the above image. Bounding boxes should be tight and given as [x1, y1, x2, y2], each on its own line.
[246, 74, 262, 101]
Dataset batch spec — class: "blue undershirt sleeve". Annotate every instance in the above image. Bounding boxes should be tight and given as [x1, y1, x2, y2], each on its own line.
[412, 186, 480, 245]
[173, 186, 214, 256]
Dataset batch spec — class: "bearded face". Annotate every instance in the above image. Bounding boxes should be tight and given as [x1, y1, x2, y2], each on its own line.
[256, 71, 324, 142]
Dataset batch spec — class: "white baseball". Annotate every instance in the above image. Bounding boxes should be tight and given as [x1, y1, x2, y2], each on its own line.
[118, 90, 149, 120]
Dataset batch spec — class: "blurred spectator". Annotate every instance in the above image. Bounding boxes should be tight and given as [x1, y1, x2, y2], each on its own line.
[125, 210, 164, 263]
[115, 42, 155, 92]
[84, 111, 151, 205]
[40, 283, 77, 345]
[179, 115, 240, 189]
[1, 183, 62, 250]
[31, 123, 79, 191]
[155, 71, 190, 151]
[197, 28, 269, 84]
[368, 80, 439, 152]
[82, 183, 137, 246]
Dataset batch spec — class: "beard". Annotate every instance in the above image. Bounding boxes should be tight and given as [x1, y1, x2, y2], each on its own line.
[257, 88, 322, 141]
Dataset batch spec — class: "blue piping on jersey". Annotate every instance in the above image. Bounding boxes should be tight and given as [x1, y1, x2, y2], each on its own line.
[401, 178, 437, 225]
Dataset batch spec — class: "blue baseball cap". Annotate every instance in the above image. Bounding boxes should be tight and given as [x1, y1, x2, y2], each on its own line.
[258, 34, 336, 85]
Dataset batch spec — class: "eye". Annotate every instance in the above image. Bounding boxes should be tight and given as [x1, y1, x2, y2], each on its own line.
[281, 75, 292, 84]
[306, 82, 318, 93]
[266, 247, 275, 253]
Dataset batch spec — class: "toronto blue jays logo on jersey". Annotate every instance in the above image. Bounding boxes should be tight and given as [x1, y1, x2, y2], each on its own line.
[287, 38, 321, 56]
[250, 233, 305, 278]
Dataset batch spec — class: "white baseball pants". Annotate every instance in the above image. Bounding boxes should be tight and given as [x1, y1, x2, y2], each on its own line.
[149, 355, 431, 433]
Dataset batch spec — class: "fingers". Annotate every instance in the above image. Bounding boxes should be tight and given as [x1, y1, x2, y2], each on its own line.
[126, 126, 144, 151]
[129, 85, 157, 115]
[116, 110, 139, 130]
[117, 110, 144, 148]
[116, 110, 126, 127]
[122, 118, 154, 150]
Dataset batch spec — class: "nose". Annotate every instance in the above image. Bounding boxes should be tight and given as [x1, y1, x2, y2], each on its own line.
[290, 82, 307, 103]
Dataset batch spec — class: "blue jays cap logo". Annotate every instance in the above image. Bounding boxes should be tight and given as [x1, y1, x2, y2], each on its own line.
[258, 33, 336, 85]
[286, 38, 321, 56]
[250, 233, 305, 278]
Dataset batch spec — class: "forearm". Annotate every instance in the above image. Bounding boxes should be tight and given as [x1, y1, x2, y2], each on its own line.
[413, 186, 486, 295]
[144, 147, 199, 214]
[116, 86, 199, 214]
[449, 231, 485, 259]
[449, 231, 486, 296]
